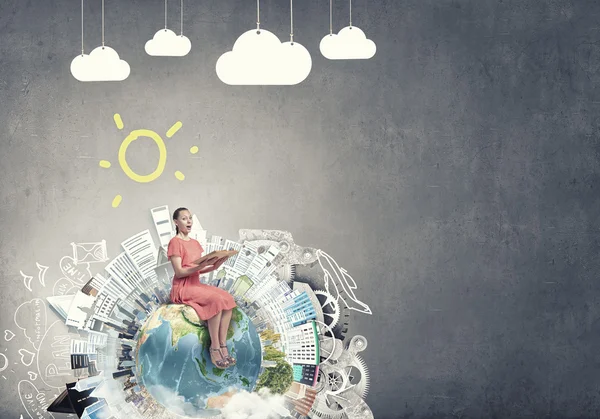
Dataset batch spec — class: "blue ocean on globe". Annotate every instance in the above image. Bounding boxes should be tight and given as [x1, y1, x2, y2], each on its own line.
[136, 304, 262, 417]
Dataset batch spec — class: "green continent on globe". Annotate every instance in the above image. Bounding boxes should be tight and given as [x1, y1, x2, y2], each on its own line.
[140, 305, 244, 350]
[137, 304, 262, 415]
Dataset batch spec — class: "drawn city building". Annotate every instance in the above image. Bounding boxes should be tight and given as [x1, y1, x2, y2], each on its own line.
[47, 381, 107, 418]
[105, 251, 148, 294]
[93, 272, 127, 302]
[112, 369, 133, 379]
[46, 294, 77, 321]
[287, 321, 319, 365]
[81, 277, 102, 297]
[259, 300, 292, 354]
[155, 246, 170, 269]
[81, 398, 112, 419]
[284, 384, 318, 417]
[222, 239, 243, 268]
[256, 258, 279, 282]
[65, 291, 96, 329]
[242, 244, 279, 278]
[245, 273, 279, 302]
[231, 245, 256, 276]
[90, 292, 118, 324]
[204, 235, 225, 255]
[281, 290, 317, 327]
[121, 230, 159, 286]
[231, 275, 254, 298]
[189, 214, 208, 248]
[292, 363, 319, 387]
[222, 276, 235, 292]
[150, 205, 174, 250]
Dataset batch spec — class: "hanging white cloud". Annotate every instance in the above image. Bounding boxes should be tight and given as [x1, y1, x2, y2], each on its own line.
[320, 26, 376, 60]
[216, 29, 312, 85]
[70, 46, 130, 82]
[145, 29, 192, 57]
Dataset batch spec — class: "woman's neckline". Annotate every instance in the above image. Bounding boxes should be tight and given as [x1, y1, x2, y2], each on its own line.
[176, 235, 191, 242]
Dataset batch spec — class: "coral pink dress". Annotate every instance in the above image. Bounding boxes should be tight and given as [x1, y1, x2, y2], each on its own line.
[167, 236, 237, 320]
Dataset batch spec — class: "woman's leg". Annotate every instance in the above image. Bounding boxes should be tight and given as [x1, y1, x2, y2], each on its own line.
[207, 311, 227, 367]
[219, 309, 234, 360]
[218, 309, 233, 344]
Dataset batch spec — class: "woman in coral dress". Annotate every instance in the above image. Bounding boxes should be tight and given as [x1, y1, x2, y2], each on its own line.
[167, 207, 237, 369]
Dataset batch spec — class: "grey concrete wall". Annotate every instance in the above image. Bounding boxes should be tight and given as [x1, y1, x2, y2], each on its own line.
[1, 0, 599, 418]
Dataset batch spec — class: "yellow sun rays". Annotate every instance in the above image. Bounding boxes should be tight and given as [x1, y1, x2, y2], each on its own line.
[99, 113, 197, 208]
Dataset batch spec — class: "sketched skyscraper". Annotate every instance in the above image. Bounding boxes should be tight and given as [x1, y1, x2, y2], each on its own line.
[150, 205, 175, 250]
[121, 230, 158, 287]
[188, 214, 208, 248]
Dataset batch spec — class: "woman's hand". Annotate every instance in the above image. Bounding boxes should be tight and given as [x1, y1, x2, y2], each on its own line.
[192, 257, 219, 270]
[212, 256, 227, 269]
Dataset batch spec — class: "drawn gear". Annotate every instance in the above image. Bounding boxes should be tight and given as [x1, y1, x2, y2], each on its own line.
[314, 289, 341, 329]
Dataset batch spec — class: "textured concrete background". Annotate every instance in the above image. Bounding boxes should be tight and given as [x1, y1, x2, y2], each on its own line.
[1, 0, 600, 418]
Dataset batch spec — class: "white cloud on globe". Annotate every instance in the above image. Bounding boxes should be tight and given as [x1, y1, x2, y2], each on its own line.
[216, 29, 312, 85]
[320, 26, 377, 60]
[148, 384, 202, 416]
[70, 46, 130, 82]
[145, 29, 192, 57]
[221, 388, 289, 419]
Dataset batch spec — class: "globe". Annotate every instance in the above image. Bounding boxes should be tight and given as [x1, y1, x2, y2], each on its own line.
[136, 304, 262, 417]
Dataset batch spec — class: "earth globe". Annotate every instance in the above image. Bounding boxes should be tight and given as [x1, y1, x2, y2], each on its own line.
[135, 304, 262, 417]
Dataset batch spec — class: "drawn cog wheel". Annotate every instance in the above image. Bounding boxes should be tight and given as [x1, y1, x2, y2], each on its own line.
[275, 264, 296, 283]
[309, 377, 346, 419]
[324, 366, 350, 396]
[348, 354, 370, 400]
[314, 290, 341, 329]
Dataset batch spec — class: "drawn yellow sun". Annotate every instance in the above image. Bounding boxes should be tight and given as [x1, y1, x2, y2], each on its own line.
[99, 113, 197, 208]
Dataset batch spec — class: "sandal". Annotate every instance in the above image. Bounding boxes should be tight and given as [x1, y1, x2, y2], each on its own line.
[220, 344, 236, 367]
[209, 347, 229, 369]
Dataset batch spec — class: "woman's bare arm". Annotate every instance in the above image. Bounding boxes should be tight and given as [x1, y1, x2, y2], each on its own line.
[170, 255, 218, 278]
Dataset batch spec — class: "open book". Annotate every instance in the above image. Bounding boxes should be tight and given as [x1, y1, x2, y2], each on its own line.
[192, 249, 239, 266]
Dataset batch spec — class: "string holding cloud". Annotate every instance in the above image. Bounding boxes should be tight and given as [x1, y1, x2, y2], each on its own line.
[216, 0, 312, 85]
[145, 1, 191, 57]
[70, 0, 130, 82]
[320, 0, 377, 60]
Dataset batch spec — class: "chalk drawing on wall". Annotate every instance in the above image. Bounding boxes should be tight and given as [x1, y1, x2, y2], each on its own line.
[71, 240, 108, 264]
[145, 0, 192, 56]
[4, 330, 15, 342]
[19, 271, 33, 292]
[70, 0, 130, 82]
[14, 299, 47, 350]
[99, 114, 191, 208]
[216, 0, 312, 85]
[7, 210, 375, 418]
[51, 278, 79, 297]
[316, 249, 372, 315]
[18, 380, 55, 419]
[0, 353, 7, 373]
[18, 349, 35, 367]
[59, 256, 92, 287]
[320, 0, 376, 60]
[36, 263, 49, 288]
